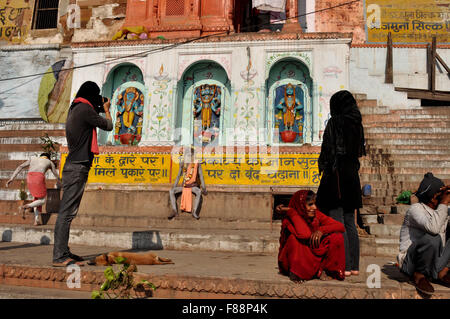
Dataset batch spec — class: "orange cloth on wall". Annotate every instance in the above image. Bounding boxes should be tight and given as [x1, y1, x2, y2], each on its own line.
[180, 163, 199, 213]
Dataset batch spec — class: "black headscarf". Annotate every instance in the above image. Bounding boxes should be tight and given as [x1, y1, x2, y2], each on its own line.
[319, 90, 366, 173]
[72, 81, 103, 110]
[415, 172, 444, 204]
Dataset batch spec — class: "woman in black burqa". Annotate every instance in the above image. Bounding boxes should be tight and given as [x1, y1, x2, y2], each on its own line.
[316, 90, 366, 277]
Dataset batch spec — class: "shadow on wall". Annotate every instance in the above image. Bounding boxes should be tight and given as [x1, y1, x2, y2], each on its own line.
[1, 229, 51, 245]
[40, 235, 51, 245]
[1, 230, 12, 242]
[132, 230, 163, 250]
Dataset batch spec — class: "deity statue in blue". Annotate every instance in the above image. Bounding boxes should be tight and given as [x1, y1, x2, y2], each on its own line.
[274, 83, 304, 143]
[193, 84, 221, 146]
[114, 86, 144, 145]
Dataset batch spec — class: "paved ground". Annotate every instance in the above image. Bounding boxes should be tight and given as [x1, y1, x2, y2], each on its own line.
[0, 241, 396, 283]
[1, 241, 450, 300]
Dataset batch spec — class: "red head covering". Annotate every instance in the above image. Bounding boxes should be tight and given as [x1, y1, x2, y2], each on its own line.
[287, 190, 319, 231]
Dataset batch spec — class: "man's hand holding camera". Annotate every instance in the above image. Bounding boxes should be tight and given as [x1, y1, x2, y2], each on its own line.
[437, 185, 450, 206]
[102, 97, 112, 121]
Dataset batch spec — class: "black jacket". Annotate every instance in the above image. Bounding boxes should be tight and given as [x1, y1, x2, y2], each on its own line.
[316, 91, 366, 212]
[65, 102, 112, 167]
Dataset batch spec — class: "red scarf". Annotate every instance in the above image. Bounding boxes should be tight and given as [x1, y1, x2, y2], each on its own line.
[73, 97, 99, 155]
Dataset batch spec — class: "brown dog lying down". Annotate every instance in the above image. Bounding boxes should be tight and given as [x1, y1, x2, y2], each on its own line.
[88, 251, 174, 266]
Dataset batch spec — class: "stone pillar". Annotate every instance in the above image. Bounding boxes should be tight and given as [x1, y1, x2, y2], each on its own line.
[282, 0, 302, 33]
[200, 0, 234, 35]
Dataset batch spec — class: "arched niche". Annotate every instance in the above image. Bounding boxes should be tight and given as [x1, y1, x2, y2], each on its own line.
[175, 61, 231, 147]
[102, 63, 145, 100]
[266, 58, 314, 145]
[105, 81, 148, 146]
[99, 63, 145, 145]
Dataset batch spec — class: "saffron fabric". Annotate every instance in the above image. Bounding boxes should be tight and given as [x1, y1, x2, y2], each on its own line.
[278, 190, 346, 280]
[180, 163, 199, 213]
[27, 172, 47, 198]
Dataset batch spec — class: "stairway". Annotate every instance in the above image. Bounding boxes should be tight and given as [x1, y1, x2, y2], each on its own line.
[0, 119, 65, 225]
[355, 93, 450, 258]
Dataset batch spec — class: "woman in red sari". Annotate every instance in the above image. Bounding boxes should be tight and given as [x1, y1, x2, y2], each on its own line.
[278, 190, 346, 281]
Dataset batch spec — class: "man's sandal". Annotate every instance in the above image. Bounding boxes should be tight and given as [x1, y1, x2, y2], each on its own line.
[52, 258, 85, 267]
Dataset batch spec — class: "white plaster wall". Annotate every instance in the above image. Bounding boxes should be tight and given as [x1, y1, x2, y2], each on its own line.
[71, 38, 351, 146]
[0, 45, 60, 119]
[350, 47, 450, 91]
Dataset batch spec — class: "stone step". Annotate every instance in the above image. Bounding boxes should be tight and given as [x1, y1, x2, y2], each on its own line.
[0, 151, 60, 161]
[391, 108, 450, 115]
[356, 99, 378, 107]
[362, 114, 450, 123]
[373, 236, 399, 258]
[368, 223, 401, 237]
[0, 137, 66, 145]
[381, 214, 406, 225]
[365, 127, 450, 134]
[0, 121, 65, 131]
[363, 153, 450, 161]
[0, 179, 58, 190]
[362, 196, 396, 206]
[360, 159, 449, 169]
[0, 144, 54, 152]
[353, 93, 368, 100]
[386, 148, 450, 155]
[365, 138, 450, 146]
[360, 173, 450, 183]
[364, 189, 409, 198]
[0, 189, 35, 201]
[0, 224, 281, 253]
[363, 120, 450, 128]
[375, 237, 399, 256]
[365, 133, 450, 140]
[0, 223, 383, 256]
[0, 129, 65, 138]
[360, 167, 450, 175]
[0, 171, 58, 181]
[360, 106, 389, 115]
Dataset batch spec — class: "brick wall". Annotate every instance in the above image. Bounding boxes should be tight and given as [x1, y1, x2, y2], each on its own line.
[314, 0, 365, 44]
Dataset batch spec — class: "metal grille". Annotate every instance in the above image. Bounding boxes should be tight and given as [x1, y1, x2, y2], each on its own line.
[165, 0, 184, 16]
[34, 0, 59, 29]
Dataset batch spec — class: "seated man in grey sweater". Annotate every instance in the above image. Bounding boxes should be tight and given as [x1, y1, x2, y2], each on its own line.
[397, 172, 450, 296]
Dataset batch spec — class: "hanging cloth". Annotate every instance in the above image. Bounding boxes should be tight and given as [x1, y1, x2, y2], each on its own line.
[252, 0, 286, 13]
[180, 163, 199, 213]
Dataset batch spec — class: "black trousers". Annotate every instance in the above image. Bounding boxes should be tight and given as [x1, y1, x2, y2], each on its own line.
[328, 207, 360, 271]
[401, 233, 450, 280]
[52, 162, 90, 263]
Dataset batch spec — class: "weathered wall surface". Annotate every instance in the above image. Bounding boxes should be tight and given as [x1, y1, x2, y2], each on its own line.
[0, 1, 127, 119]
[0, 0, 33, 44]
[313, 0, 365, 44]
[0, 45, 60, 118]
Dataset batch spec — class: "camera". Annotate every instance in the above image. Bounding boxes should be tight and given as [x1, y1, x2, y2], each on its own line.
[435, 185, 450, 203]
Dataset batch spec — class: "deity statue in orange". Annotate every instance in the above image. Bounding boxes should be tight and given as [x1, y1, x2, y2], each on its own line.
[193, 84, 221, 145]
[274, 83, 304, 143]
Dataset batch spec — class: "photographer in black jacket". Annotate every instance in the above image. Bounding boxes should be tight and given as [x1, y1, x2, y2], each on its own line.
[52, 81, 113, 267]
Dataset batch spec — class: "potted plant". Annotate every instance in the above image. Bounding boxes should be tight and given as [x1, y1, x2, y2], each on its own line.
[18, 181, 30, 219]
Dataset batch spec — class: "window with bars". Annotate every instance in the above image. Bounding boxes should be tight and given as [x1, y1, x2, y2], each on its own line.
[33, 0, 59, 29]
[165, 0, 185, 16]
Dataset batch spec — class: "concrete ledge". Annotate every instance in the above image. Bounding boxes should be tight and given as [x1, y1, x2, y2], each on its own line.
[1, 263, 449, 299]
[0, 224, 388, 256]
